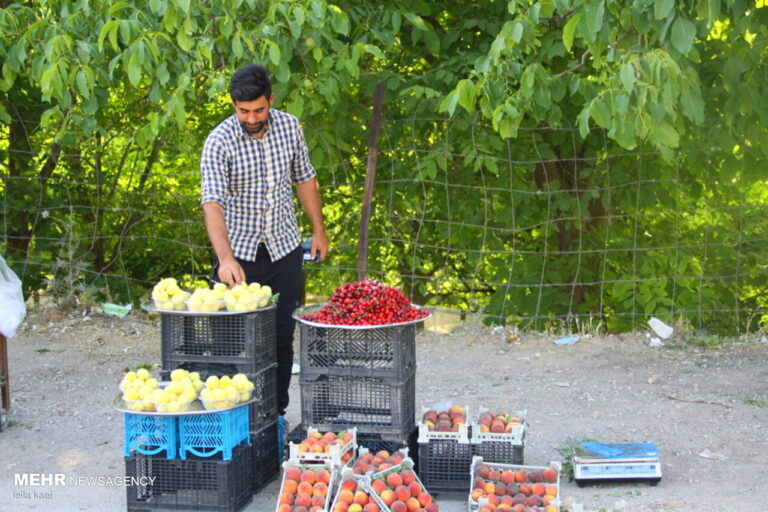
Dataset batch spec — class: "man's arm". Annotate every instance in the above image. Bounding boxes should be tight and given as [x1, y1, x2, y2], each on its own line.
[295, 177, 329, 261]
[202, 202, 245, 285]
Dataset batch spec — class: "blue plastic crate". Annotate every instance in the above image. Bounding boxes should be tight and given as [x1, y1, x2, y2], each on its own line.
[124, 413, 178, 458]
[179, 406, 250, 460]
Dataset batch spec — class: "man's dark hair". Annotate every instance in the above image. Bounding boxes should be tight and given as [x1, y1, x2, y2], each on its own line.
[230, 64, 272, 102]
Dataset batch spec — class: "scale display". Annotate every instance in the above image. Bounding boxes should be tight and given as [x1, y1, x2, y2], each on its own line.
[573, 442, 662, 486]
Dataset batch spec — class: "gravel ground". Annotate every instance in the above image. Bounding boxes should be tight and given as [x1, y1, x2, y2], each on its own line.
[1, 306, 767, 512]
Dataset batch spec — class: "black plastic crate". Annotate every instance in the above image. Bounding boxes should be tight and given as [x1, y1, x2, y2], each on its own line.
[356, 425, 419, 465]
[299, 322, 416, 379]
[251, 421, 280, 494]
[245, 365, 279, 433]
[471, 438, 525, 465]
[125, 442, 252, 512]
[418, 440, 474, 493]
[160, 308, 275, 374]
[299, 371, 415, 439]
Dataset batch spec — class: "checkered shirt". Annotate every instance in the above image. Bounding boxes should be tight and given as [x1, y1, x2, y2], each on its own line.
[200, 108, 316, 262]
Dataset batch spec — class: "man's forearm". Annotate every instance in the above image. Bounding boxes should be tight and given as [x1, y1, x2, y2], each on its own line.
[203, 202, 236, 263]
[296, 178, 326, 235]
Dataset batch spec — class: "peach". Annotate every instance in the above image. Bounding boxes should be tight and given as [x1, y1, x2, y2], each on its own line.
[490, 420, 506, 433]
[316, 469, 331, 485]
[379, 489, 396, 505]
[337, 488, 355, 504]
[386, 472, 403, 488]
[470, 489, 484, 501]
[417, 491, 432, 506]
[408, 481, 422, 497]
[313, 481, 328, 496]
[395, 484, 411, 501]
[282, 479, 298, 494]
[285, 467, 301, 481]
[545, 485, 557, 497]
[370, 478, 387, 493]
[298, 481, 314, 495]
[531, 483, 545, 496]
[341, 479, 358, 492]
[484, 481, 495, 495]
[353, 490, 369, 505]
[479, 424, 490, 433]
[309, 507, 324, 512]
[390, 501, 407, 512]
[300, 470, 317, 484]
[363, 504, 380, 512]
[425, 505, 439, 512]
[543, 468, 558, 483]
[377, 463, 392, 471]
[375, 450, 390, 458]
[544, 506, 558, 512]
[348, 505, 363, 512]
[279, 491, 294, 505]
[405, 496, 421, 511]
[500, 470, 515, 485]
[513, 469, 527, 483]
[436, 420, 452, 432]
[475, 464, 490, 479]
[400, 469, 416, 485]
[278, 505, 292, 512]
[333, 503, 349, 512]
[528, 470, 543, 483]
[311, 494, 327, 507]
[295, 493, 313, 508]
[494, 482, 507, 496]
[488, 469, 501, 482]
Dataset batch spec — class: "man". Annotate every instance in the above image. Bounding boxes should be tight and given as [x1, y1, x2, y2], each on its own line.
[200, 64, 329, 416]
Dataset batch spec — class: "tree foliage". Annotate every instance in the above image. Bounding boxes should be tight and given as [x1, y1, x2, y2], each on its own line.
[1, 0, 766, 333]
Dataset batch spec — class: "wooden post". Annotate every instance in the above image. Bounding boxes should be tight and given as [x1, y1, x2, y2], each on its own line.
[357, 82, 386, 280]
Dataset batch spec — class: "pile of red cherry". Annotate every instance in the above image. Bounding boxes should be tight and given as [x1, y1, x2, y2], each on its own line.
[301, 279, 429, 326]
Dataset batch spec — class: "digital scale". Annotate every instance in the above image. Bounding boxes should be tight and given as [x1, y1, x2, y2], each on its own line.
[573, 442, 662, 486]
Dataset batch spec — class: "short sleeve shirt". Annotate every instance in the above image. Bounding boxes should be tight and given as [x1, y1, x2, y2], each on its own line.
[200, 108, 316, 262]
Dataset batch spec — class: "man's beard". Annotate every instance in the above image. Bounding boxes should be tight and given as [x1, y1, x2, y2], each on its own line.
[241, 121, 265, 134]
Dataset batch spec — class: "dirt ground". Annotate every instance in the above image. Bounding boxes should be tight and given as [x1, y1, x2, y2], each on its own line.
[1, 305, 767, 512]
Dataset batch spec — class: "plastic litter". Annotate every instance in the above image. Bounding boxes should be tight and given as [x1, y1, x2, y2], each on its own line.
[648, 317, 674, 339]
[554, 335, 580, 345]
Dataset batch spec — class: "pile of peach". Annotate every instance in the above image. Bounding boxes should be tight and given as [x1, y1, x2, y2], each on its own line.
[332, 477, 378, 512]
[369, 468, 439, 512]
[470, 464, 559, 512]
[421, 405, 466, 432]
[351, 449, 407, 475]
[277, 466, 333, 512]
[476, 411, 523, 434]
[295, 430, 355, 464]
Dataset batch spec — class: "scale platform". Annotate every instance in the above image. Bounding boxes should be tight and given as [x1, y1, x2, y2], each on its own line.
[573, 442, 662, 487]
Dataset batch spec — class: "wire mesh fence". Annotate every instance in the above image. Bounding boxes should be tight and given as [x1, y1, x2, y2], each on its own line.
[1, 118, 766, 335]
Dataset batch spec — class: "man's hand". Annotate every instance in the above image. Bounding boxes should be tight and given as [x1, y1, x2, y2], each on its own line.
[215, 257, 246, 286]
[311, 231, 330, 262]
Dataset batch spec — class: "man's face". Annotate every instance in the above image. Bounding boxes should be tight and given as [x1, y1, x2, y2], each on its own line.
[233, 95, 274, 136]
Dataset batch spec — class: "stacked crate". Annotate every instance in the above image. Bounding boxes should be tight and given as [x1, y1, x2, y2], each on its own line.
[293, 318, 418, 455]
[416, 407, 527, 493]
[125, 306, 280, 511]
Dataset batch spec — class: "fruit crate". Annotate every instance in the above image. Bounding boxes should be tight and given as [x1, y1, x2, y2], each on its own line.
[178, 406, 250, 460]
[329, 468, 376, 512]
[124, 413, 178, 458]
[470, 409, 527, 445]
[160, 307, 276, 375]
[367, 456, 438, 512]
[470, 409, 526, 465]
[125, 442, 253, 512]
[467, 456, 561, 512]
[275, 460, 337, 512]
[287, 426, 358, 467]
[299, 371, 416, 439]
[297, 319, 417, 380]
[252, 421, 281, 494]
[417, 439, 474, 493]
[356, 426, 418, 461]
[244, 364, 279, 433]
[417, 405, 471, 444]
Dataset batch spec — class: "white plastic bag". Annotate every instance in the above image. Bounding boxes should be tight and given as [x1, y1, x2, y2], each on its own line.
[0, 255, 26, 338]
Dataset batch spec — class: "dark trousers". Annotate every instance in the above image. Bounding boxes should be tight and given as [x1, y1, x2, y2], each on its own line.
[213, 243, 303, 415]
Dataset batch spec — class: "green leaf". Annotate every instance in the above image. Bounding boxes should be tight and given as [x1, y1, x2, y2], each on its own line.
[107, 2, 133, 16]
[126, 51, 142, 86]
[590, 97, 611, 128]
[268, 40, 281, 66]
[670, 17, 695, 54]
[511, 21, 523, 43]
[438, 90, 459, 115]
[585, 0, 605, 35]
[330, 7, 350, 35]
[652, 121, 680, 148]
[619, 63, 635, 93]
[75, 69, 89, 97]
[286, 94, 304, 118]
[654, 0, 675, 20]
[456, 79, 475, 112]
[176, 0, 190, 14]
[563, 13, 581, 52]
[577, 106, 590, 138]
[177, 30, 193, 52]
[707, 0, 720, 26]
[156, 62, 170, 85]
